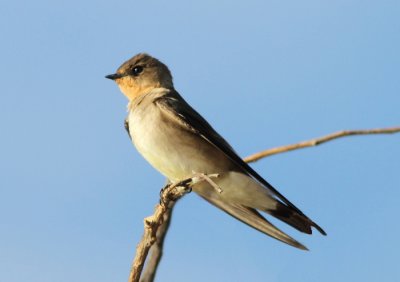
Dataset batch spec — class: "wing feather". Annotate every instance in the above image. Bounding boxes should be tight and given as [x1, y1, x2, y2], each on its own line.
[155, 90, 303, 213]
[155, 90, 326, 236]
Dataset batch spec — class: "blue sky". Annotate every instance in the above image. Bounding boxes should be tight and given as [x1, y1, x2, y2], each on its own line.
[1, 1, 399, 281]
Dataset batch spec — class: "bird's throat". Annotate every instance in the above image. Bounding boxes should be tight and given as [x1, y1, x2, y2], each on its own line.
[117, 78, 159, 101]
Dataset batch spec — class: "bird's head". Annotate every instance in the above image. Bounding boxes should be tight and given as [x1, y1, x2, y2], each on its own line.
[106, 53, 173, 100]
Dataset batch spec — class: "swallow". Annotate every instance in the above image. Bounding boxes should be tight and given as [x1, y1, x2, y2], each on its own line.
[106, 53, 326, 250]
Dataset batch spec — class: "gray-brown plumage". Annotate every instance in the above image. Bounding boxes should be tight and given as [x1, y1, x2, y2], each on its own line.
[106, 53, 326, 250]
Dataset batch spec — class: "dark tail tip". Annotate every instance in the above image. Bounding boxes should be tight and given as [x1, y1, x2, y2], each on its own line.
[312, 221, 327, 236]
[269, 203, 327, 236]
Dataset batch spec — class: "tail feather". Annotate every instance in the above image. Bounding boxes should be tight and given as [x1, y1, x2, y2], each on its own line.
[268, 202, 327, 236]
[198, 194, 309, 250]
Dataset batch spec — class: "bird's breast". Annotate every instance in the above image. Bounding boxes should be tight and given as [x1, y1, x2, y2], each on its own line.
[127, 100, 231, 182]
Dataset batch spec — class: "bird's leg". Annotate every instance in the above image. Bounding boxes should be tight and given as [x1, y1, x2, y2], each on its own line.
[191, 172, 222, 194]
[159, 181, 171, 205]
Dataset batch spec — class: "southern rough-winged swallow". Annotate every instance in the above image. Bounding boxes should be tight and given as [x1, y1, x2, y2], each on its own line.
[106, 53, 326, 250]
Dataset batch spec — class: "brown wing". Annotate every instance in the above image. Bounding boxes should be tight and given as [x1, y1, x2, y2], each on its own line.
[155, 90, 326, 236]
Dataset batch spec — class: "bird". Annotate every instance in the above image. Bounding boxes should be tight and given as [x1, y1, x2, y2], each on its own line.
[106, 53, 326, 250]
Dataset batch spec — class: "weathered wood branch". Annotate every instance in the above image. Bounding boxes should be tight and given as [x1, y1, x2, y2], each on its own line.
[128, 179, 193, 282]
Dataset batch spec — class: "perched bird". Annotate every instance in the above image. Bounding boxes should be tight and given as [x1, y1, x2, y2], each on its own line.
[106, 53, 326, 250]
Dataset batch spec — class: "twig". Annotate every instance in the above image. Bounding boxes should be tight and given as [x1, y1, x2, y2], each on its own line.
[192, 172, 222, 193]
[129, 173, 220, 282]
[128, 179, 192, 282]
[139, 200, 175, 282]
[131, 125, 400, 282]
[244, 126, 400, 163]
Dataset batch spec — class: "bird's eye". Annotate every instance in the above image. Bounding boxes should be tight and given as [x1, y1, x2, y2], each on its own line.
[131, 66, 144, 76]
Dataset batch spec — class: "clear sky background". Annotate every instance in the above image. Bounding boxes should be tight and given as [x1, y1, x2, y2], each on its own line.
[1, 1, 399, 281]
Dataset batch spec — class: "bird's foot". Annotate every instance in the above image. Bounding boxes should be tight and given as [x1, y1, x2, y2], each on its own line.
[159, 178, 193, 206]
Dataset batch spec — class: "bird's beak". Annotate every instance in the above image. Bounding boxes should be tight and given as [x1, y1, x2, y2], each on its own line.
[105, 73, 125, 80]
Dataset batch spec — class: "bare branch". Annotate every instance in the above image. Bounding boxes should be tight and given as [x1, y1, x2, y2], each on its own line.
[139, 201, 175, 282]
[128, 179, 192, 282]
[129, 173, 220, 282]
[244, 126, 400, 163]
[131, 125, 400, 282]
